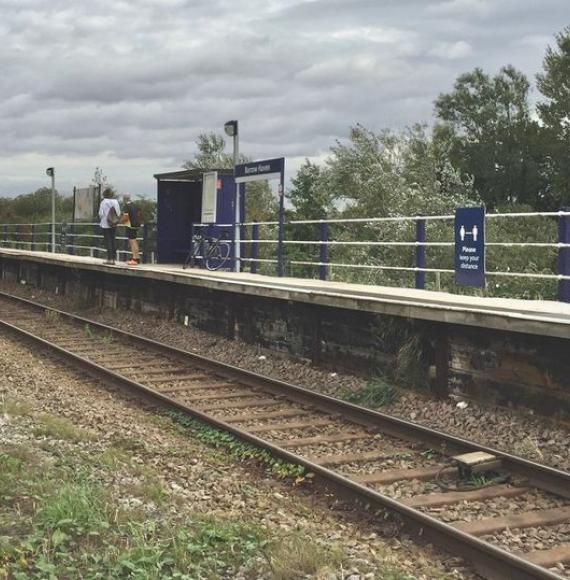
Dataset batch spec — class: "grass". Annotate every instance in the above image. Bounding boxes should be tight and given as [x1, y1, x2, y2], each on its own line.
[94, 447, 130, 470]
[124, 469, 170, 507]
[32, 414, 94, 442]
[38, 482, 110, 535]
[1, 398, 94, 443]
[343, 375, 400, 408]
[0, 441, 273, 579]
[100, 332, 115, 345]
[371, 316, 430, 389]
[44, 309, 60, 323]
[138, 478, 169, 505]
[0, 450, 27, 501]
[0, 397, 33, 417]
[265, 533, 346, 579]
[111, 434, 148, 453]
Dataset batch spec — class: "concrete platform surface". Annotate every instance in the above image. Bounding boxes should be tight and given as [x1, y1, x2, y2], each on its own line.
[2, 249, 569, 339]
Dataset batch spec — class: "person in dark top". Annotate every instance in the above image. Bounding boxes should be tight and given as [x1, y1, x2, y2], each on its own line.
[122, 193, 141, 265]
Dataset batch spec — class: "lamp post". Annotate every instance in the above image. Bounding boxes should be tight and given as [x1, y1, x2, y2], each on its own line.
[224, 120, 240, 272]
[46, 167, 55, 253]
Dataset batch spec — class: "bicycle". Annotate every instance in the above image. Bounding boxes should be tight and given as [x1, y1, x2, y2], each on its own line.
[183, 232, 232, 271]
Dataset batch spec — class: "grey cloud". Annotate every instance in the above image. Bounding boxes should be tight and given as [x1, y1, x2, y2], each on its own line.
[0, 0, 568, 196]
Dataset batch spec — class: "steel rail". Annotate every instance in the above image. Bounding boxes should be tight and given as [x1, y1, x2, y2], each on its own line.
[0, 290, 568, 497]
[0, 292, 567, 579]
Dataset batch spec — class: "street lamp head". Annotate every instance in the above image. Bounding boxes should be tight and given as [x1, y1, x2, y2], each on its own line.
[224, 120, 238, 137]
[46, 167, 54, 177]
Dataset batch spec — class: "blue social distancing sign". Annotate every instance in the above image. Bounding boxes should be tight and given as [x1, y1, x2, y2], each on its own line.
[455, 207, 486, 287]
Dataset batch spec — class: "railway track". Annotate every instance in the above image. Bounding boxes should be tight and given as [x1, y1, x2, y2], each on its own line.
[0, 290, 568, 580]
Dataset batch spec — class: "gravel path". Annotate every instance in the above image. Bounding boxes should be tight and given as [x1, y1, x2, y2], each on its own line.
[6, 281, 566, 473]
[0, 332, 473, 579]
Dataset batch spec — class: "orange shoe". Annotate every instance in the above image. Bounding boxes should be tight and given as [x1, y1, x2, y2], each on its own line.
[127, 259, 138, 266]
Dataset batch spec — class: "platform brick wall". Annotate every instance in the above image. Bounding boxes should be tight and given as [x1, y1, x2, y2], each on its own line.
[2, 255, 569, 419]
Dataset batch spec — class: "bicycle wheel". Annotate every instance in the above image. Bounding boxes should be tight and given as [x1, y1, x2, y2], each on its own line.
[206, 242, 231, 271]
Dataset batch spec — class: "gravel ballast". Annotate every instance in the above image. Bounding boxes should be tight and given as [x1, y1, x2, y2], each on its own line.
[0, 331, 472, 579]
[3, 280, 567, 474]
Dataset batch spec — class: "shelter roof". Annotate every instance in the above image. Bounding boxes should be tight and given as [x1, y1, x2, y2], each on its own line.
[153, 168, 234, 182]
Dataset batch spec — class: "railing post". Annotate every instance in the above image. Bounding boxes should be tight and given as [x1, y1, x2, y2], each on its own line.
[122, 227, 129, 262]
[59, 222, 68, 254]
[319, 220, 328, 281]
[415, 217, 426, 290]
[31, 224, 36, 252]
[251, 222, 259, 274]
[187, 222, 194, 268]
[2, 225, 7, 246]
[15, 225, 20, 250]
[93, 224, 99, 258]
[68, 225, 74, 255]
[277, 196, 285, 278]
[558, 207, 570, 303]
[51, 222, 55, 253]
[142, 223, 149, 264]
[277, 220, 285, 277]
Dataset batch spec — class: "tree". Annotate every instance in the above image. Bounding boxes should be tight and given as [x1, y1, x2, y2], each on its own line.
[182, 133, 235, 170]
[537, 27, 570, 207]
[285, 160, 337, 274]
[434, 66, 544, 209]
[318, 124, 473, 218]
[288, 160, 335, 219]
[92, 167, 108, 188]
[134, 196, 157, 224]
[92, 167, 118, 199]
[282, 124, 476, 283]
[183, 133, 277, 222]
[0, 188, 73, 223]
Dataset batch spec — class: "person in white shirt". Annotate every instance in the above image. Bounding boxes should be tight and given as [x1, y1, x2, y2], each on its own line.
[98, 188, 121, 264]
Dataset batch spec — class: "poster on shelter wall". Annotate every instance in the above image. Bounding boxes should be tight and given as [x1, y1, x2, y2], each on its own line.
[74, 186, 98, 221]
[201, 171, 218, 223]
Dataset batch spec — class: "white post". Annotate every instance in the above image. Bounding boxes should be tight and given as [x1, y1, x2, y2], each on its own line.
[51, 172, 55, 253]
[233, 129, 240, 273]
[46, 167, 56, 253]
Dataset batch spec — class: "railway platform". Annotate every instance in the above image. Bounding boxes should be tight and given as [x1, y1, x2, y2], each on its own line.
[0, 248, 569, 338]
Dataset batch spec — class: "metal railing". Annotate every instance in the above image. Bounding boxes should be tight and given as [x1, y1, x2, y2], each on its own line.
[0, 222, 156, 263]
[192, 209, 570, 303]
[2, 211, 569, 302]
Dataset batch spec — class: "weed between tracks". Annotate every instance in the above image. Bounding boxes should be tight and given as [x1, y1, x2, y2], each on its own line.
[168, 412, 309, 481]
[343, 375, 400, 408]
[44, 309, 60, 323]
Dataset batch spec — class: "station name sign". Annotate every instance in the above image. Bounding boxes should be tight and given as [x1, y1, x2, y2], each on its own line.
[455, 206, 485, 287]
[235, 157, 284, 184]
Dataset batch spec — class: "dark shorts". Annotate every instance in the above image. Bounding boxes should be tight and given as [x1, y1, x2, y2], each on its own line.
[127, 227, 138, 240]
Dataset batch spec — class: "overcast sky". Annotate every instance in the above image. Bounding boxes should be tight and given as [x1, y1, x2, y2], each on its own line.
[0, 0, 567, 198]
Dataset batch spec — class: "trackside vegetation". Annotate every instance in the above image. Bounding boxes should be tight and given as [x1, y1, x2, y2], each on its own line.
[0, 399, 424, 579]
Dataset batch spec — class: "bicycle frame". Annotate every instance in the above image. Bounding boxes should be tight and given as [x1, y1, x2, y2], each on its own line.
[185, 232, 232, 271]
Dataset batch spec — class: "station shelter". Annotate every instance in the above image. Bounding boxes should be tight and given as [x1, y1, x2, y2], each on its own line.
[153, 168, 240, 264]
